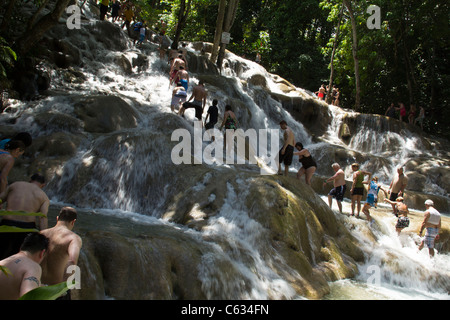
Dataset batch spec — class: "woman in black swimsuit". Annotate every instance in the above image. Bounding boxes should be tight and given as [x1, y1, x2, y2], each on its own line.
[294, 142, 317, 185]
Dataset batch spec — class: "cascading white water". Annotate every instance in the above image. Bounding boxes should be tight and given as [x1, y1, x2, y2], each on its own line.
[2, 6, 449, 299]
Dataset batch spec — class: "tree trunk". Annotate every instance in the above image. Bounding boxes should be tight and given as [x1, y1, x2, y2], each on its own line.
[216, 0, 239, 70]
[326, 3, 344, 105]
[15, 0, 72, 56]
[171, 0, 192, 50]
[343, 0, 361, 111]
[0, 0, 19, 32]
[210, 0, 227, 64]
[26, 0, 51, 31]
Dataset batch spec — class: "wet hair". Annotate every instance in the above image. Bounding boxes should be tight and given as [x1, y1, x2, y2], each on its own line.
[5, 140, 26, 152]
[58, 206, 78, 223]
[212, 99, 218, 106]
[30, 173, 46, 184]
[198, 80, 204, 85]
[279, 120, 287, 126]
[179, 66, 184, 70]
[20, 233, 49, 254]
[295, 142, 303, 149]
[225, 105, 232, 111]
[12, 132, 32, 147]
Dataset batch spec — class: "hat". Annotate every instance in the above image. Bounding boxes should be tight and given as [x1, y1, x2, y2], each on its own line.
[424, 199, 434, 206]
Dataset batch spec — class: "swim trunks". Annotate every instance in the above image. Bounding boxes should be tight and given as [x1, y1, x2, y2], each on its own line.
[424, 227, 439, 249]
[329, 185, 347, 202]
[0, 219, 38, 260]
[395, 216, 410, 229]
[180, 79, 188, 91]
[278, 145, 294, 166]
[351, 187, 364, 196]
[171, 95, 186, 107]
[205, 121, 217, 130]
[299, 154, 317, 170]
[389, 192, 398, 201]
[366, 193, 376, 207]
[183, 100, 203, 120]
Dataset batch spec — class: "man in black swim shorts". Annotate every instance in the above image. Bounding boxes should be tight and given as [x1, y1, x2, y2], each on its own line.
[277, 120, 295, 176]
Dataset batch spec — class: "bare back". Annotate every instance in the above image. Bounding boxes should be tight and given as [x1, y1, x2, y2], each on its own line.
[0, 253, 41, 299]
[391, 174, 408, 193]
[40, 226, 82, 285]
[1, 181, 49, 228]
[334, 169, 346, 187]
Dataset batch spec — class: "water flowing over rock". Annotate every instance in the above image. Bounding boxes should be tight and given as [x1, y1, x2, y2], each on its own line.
[1, 8, 449, 300]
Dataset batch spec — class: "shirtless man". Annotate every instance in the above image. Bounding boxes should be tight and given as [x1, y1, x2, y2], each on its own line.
[169, 55, 187, 85]
[277, 120, 295, 176]
[0, 233, 49, 299]
[179, 81, 207, 121]
[174, 66, 189, 91]
[418, 200, 441, 257]
[384, 196, 410, 234]
[0, 174, 49, 260]
[40, 207, 82, 299]
[388, 167, 408, 216]
[0, 140, 26, 193]
[323, 163, 347, 214]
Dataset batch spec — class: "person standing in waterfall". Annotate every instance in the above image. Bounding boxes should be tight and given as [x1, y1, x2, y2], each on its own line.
[40, 206, 82, 300]
[361, 177, 387, 224]
[99, 0, 110, 21]
[179, 80, 207, 121]
[384, 196, 410, 234]
[277, 120, 295, 176]
[0, 140, 26, 194]
[173, 66, 189, 91]
[204, 99, 219, 141]
[0, 233, 49, 300]
[414, 106, 425, 129]
[293, 142, 316, 185]
[388, 167, 408, 216]
[323, 163, 346, 214]
[171, 82, 187, 113]
[396, 102, 407, 122]
[0, 174, 49, 260]
[418, 200, 441, 257]
[169, 55, 187, 86]
[350, 163, 371, 217]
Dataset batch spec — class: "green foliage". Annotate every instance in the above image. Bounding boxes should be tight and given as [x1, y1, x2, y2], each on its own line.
[19, 282, 69, 300]
[0, 37, 17, 79]
[0, 210, 46, 233]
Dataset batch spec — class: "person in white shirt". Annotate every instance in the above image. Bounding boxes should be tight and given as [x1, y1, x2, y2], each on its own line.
[418, 199, 441, 257]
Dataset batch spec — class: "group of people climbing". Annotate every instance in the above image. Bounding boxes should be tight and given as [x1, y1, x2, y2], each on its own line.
[385, 102, 425, 129]
[277, 121, 442, 258]
[0, 133, 82, 300]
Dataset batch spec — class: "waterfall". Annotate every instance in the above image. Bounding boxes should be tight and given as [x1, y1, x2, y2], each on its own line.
[1, 6, 449, 300]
